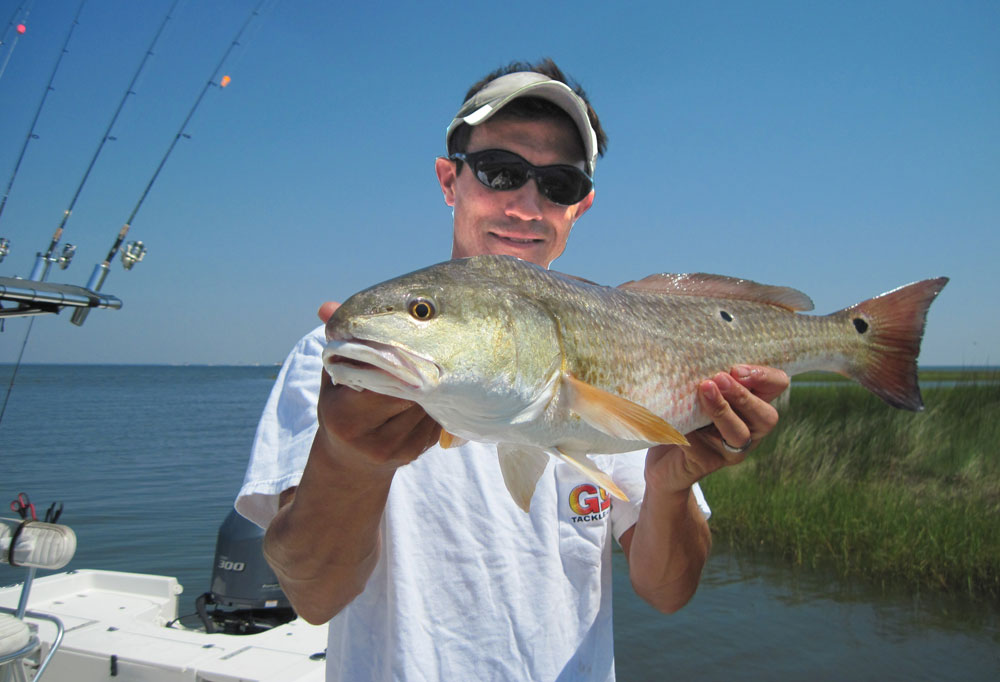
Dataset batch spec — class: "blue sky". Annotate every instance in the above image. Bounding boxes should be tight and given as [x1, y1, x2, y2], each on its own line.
[0, 0, 996, 366]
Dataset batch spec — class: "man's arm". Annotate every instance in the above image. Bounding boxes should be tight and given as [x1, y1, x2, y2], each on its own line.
[620, 365, 789, 613]
[262, 308, 441, 625]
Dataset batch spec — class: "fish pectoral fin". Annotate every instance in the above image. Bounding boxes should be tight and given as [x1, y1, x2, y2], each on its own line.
[497, 443, 550, 513]
[439, 430, 469, 449]
[554, 448, 630, 502]
[563, 374, 689, 447]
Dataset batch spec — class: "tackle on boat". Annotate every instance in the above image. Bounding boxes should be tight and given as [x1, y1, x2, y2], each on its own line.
[0, 4, 325, 680]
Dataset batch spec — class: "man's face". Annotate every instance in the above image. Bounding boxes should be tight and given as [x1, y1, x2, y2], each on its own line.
[435, 115, 595, 268]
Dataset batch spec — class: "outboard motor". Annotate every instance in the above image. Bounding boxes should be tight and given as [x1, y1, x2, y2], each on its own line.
[195, 509, 296, 634]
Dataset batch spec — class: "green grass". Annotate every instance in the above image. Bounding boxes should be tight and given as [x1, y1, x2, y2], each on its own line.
[701, 372, 1000, 596]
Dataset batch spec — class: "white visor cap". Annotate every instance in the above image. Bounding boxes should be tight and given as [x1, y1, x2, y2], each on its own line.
[445, 71, 598, 177]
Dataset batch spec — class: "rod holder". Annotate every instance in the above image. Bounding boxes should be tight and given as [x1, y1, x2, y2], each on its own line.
[70, 262, 112, 326]
[28, 252, 53, 281]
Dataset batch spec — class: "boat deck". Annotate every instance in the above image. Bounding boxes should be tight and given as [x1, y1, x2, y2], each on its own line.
[0, 569, 327, 681]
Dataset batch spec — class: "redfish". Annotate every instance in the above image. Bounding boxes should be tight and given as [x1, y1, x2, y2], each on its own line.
[323, 255, 947, 511]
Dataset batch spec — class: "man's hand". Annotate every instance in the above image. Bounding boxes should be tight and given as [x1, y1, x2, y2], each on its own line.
[315, 380, 441, 475]
[316, 301, 340, 324]
[622, 365, 788, 613]
[644, 365, 788, 493]
[263, 300, 441, 624]
[313, 300, 441, 476]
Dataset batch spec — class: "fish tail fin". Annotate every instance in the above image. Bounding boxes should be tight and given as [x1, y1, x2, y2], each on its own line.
[842, 277, 948, 411]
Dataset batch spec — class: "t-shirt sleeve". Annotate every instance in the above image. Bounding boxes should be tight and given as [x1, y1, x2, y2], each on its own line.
[608, 449, 712, 545]
[235, 325, 326, 528]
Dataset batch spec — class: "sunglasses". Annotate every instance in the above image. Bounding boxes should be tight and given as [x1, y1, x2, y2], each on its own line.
[449, 149, 593, 206]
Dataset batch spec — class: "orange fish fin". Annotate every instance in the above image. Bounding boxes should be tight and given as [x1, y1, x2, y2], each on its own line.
[617, 273, 814, 312]
[554, 448, 629, 502]
[563, 374, 689, 447]
[438, 430, 468, 449]
[840, 277, 948, 411]
[497, 443, 549, 513]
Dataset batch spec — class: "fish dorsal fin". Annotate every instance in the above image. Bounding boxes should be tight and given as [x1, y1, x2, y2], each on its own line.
[554, 448, 629, 502]
[497, 443, 550, 512]
[617, 273, 814, 312]
[439, 430, 468, 449]
[562, 374, 689, 447]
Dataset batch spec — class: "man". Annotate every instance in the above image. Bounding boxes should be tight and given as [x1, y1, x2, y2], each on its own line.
[237, 59, 787, 680]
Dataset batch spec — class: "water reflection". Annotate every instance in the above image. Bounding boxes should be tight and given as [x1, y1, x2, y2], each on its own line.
[612, 548, 1000, 681]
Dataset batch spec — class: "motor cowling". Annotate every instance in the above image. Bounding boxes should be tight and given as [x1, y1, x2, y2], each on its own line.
[210, 509, 287, 610]
[197, 509, 295, 634]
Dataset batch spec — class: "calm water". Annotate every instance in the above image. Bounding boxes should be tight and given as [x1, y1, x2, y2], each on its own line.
[2, 364, 998, 680]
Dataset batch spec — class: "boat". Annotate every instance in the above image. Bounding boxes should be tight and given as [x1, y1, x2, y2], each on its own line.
[0, 4, 328, 679]
[1, 507, 327, 681]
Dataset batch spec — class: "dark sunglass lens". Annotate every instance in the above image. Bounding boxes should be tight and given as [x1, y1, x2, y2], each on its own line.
[474, 155, 529, 191]
[537, 169, 590, 205]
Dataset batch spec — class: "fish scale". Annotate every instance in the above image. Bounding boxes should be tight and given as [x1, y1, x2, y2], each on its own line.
[323, 255, 947, 511]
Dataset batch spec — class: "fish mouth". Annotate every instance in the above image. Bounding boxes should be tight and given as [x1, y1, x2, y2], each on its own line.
[322, 337, 441, 398]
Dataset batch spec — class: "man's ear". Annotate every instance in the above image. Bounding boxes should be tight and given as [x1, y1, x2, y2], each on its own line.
[435, 157, 457, 207]
[572, 189, 595, 222]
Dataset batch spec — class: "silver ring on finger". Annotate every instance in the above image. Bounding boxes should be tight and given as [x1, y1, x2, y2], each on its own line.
[721, 434, 753, 454]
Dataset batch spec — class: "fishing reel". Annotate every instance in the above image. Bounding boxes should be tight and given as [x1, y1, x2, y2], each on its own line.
[57, 244, 75, 270]
[121, 241, 146, 270]
[0, 238, 9, 263]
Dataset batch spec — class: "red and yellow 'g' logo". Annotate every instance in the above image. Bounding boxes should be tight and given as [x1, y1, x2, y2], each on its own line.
[569, 484, 611, 515]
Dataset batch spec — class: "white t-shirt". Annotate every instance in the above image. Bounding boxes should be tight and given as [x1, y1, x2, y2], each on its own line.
[236, 326, 710, 681]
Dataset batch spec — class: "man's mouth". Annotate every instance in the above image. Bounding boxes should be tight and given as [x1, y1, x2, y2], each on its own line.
[491, 233, 543, 245]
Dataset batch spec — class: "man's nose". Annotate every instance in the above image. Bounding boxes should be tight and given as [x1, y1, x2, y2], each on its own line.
[503, 180, 545, 221]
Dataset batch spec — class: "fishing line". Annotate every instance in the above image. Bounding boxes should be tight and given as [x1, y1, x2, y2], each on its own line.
[0, 0, 87, 430]
[73, 0, 273, 325]
[0, 316, 35, 428]
[1, 1, 31, 39]
[0, 0, 36, 84]
[0, 0, 182, 426]
[0, 0, 87, 233]
[1, 2, 26, 36]
[117, 0, 272, 234]
[0, 1, 33, 52]
[210, 0, 272, 81]
[31, 0, 183, 282]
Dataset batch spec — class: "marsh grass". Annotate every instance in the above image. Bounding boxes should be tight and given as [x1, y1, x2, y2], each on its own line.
[701, 372, 1000, 596]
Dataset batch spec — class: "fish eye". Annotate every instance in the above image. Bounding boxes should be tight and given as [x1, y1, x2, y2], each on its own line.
[408, 297, 436, 321]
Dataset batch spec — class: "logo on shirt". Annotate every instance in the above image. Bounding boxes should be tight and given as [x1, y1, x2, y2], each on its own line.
[568, 483, 610, 523]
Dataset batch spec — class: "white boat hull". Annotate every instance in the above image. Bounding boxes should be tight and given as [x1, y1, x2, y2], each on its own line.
[0, 570, 326, 681]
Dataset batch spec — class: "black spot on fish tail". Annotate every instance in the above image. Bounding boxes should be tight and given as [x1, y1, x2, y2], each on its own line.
[842, 277, 947, 411]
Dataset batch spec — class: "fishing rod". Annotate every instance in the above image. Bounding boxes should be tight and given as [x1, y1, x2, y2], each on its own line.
[28, 0, 182, 284]
[0, 2, 88, 431]
[0, 1, 30, 41]
[0, 0, 87, 241]
[0, 0, 34, 84]
[0, 1, 35, 266]
[72, 0, 270, 326]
